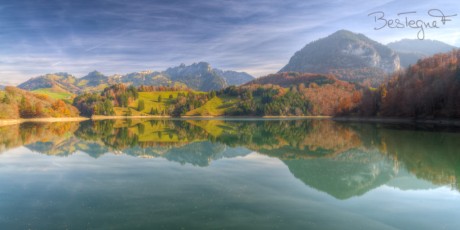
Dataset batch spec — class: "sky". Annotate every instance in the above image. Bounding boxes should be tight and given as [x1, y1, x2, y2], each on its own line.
[0, 0, 459, 85]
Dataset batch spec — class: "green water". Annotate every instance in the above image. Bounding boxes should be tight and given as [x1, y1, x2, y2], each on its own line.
[0, 119, 459, 229]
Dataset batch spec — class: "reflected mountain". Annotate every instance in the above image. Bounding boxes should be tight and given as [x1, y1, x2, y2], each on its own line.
[122, 142, 251, 167]
[1, 119, 459, 199]
[284, 148, 397, 200]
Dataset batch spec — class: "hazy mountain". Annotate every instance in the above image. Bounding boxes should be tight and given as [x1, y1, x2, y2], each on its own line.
[214, 69, 254, 86]
[387, 39, 457, 67]
[118, 71, 172, 86]
[79, 71, 109, 87]
[164, 62, 228, 91]
[17, 72, 80, 94]
[280, 30, 400, 83]
[17, 63, 254, 93]
[114, 63, 254, 91]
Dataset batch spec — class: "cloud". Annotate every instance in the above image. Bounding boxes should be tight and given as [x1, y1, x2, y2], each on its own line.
[0, 0, 458, 85]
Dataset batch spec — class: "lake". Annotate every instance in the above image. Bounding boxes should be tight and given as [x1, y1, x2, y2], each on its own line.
[0, 119, 459, 229]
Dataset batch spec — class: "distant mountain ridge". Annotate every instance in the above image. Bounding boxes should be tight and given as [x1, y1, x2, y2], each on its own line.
[16, 31, 457, 94]
[387, 39, 457, 67]
[17, 72, 78, 91]
[165, 62, 228, 91]
[279, 30, 400, 83]
[18, 62, 254, 93]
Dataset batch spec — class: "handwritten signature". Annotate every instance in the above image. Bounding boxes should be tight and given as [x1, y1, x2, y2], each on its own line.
[368, 9, 457, 40]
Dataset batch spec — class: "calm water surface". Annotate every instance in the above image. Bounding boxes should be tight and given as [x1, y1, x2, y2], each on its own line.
[0, 119, 459, 229]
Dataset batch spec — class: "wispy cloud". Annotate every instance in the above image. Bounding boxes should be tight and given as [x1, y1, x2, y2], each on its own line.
[0, 0, 458, 85]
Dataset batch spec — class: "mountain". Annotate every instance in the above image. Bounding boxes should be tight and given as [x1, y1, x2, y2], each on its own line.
[18, 73, 80, 94]
[118, 71, 172, 87]
[164, 62, 254, 91]
[214, 69, 254, 86]
[387, 39, 457, 67]
[17, 71, 111, 96]
[164, 62, 228, 91]
[78, 71, 110, 88]
[123, 63, 253, 91]
[17, 63, 254, 93]
[279, 30, 400, 84]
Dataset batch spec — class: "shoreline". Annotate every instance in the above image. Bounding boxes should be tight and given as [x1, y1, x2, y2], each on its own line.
[91, 115, 460, 126]
[332, 117, 460, 126]
[91, 115, 171, 120]
[0, 117, 89, 127]
[92, 115, 333, 120]
[1, 115, 460, 127]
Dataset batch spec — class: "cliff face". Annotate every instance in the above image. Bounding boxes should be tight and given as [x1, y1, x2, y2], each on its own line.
[338, 39, 400, 73]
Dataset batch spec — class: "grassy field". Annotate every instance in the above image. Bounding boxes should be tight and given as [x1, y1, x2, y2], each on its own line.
[185, 119, 238, 137]
[107, 91, 240, 117]
[185, 96, 237, 116]
[32, 88, 74, 101]
[117, 119, 207, 143]
[114, 91, 204, 116]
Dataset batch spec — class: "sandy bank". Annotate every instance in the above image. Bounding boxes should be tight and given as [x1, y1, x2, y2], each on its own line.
[0, 117, 89, 127]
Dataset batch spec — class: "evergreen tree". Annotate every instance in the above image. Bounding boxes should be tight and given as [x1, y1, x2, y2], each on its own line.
[103, 100, 115, 115]
[120, 94, 128, 107]
[2, 94, 10, 104]
[210, 90, 217, 98]
[137, 99, 145, 111]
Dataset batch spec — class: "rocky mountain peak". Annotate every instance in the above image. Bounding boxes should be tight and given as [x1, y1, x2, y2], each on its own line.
[279, 30, 400, 83]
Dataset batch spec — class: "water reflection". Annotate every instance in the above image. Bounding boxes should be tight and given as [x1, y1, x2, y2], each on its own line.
[1, 119, 459, 198]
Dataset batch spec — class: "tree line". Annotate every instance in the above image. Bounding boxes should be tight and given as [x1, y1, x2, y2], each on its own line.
[346, 50, 460, 118]
[0, 87, 79, 119]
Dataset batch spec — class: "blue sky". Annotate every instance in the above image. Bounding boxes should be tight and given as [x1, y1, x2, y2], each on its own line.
[0, 0, 459, 85]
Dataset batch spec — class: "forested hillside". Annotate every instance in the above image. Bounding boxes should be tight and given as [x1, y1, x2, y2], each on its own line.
[349, 50, 460, 118]
[73, 84, 210, 117]
[0, 87, 80, 119]
[241, 72, 362, 115]
[73, 72, 363, 117]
